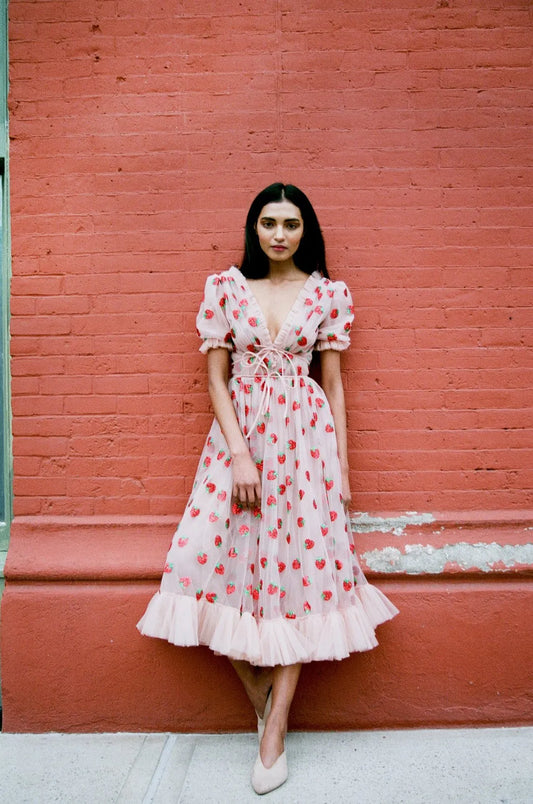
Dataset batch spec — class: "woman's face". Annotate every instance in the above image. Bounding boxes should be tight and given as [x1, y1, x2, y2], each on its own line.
[255, 200, 304, 266]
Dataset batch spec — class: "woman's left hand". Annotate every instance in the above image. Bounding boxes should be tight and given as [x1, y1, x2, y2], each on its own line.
[341, 469, 352, 509]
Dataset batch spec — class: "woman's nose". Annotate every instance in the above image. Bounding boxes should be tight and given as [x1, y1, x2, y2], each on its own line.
[274, 226, 284, 240]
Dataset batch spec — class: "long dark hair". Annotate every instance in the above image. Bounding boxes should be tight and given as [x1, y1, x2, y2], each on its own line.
[239, 183, 329, 279]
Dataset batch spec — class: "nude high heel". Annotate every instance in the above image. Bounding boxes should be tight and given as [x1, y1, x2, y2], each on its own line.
[251, 750, 288, 795]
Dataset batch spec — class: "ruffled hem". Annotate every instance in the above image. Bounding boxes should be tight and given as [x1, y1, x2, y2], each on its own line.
[314, 338, 350, 352]
[199, 338, 233, 354]
[136, 584, 398, 666]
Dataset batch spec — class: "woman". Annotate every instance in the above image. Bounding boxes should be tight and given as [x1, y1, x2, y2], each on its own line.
[138, 183, 398, 795]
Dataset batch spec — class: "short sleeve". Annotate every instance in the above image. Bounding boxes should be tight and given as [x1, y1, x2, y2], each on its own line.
[315, 280, 354, 352]
[196, 273, 234, 353]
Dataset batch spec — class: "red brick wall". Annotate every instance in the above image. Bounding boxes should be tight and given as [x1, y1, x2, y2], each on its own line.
[9, 0, 533, 517]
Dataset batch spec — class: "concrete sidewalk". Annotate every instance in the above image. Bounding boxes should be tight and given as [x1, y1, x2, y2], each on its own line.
[0, 727, 530, 803]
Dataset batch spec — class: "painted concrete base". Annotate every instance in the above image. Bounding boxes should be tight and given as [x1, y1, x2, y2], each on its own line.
[0, 728, 531, 804]
[1, 514, 532, 732]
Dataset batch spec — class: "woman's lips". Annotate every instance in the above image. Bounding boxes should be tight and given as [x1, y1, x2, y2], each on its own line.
[272, 245, 287, 251]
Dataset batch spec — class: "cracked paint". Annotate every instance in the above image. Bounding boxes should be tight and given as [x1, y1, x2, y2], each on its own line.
[362, 541, 533, 575]
[351, 511, 435, 536]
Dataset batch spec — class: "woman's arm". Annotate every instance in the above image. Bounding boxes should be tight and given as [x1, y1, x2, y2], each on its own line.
[207, 348, 262, 508]
[319, 349, 352, 507]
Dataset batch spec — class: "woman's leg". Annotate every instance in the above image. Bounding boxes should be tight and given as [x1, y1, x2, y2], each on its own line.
[260, 663, 302, 768]
[229, 659, 273, 718]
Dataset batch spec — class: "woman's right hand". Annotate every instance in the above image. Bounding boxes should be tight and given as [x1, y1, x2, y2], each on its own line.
[231, 449, 262, 509]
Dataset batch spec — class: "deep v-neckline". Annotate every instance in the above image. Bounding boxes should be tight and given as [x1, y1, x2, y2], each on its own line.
[235, 267, 317, 346]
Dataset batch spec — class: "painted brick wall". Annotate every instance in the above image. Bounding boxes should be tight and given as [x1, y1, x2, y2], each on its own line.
[8, 0, 533, 517]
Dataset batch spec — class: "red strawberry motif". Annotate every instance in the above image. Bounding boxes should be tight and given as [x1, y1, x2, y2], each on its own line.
[163, 562, 173, 573]
[217, 490, 227, 501]
[260, 557, 268, 569]
[292, 558, 301, 570]
[331, 308, 339, 319]
[209, 512, 219, 523]
[248, 317, 258, 327]
[303, 576, 311, 587]
[267, 469, 277, 480]
[196, 589, 203, 600]
[322, 590, 332, 601]
[277, 517, 283, 528]
[197, 553, 207, 565]
[267, 528, 278, 539]
[299, 490, 305, 500]
[292, 401, 300, 411]
[278, 484, 286, 496]
[205, 592, 217, 604]
[286, 534, 291, 544]
[325, 423, 334, 433]
[267, 494, 276, 506]
[217, 450, 225, 460]
[297, 516, 305, 527]
[252, 588, 259, 600]
[190, 507, 200, 517]
[203, 456, 211, 467]
[257, 422, 266, 434]
[343, 579, 353, 591]
[267, 584, 278, 595]
[268, 433, 278, 444]
[330, 510, 338, 521]
[180, 576, 191, 587]
[335, 559, 343, 570]
[278, 453, 286, 464]
[316, 558, 326, 570]
[320, 525, 328, 537]
[285, 611, 296, 619]
[311, 448, 320, 459]
[303, 601, 311, 613]
[178, 537, 188, 548]
[304, 538, 314, 550]
[287, 439, 296, 450]
[206, 482, 216, 494]
[325, 479, 334, 491]
[232, 502, 243, 515]
[228, 547, 238, 558]
[239, 524, 249, 536]
[226, 583, 236, 594]
[214, 535, 222, 547]
[278, 394, 286, 404]
[278, 561, 286, 573]
[297, 336, 307, 346]
[204, 309, 214, 319]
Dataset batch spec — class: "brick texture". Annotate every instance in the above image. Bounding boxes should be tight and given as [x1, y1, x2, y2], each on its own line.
[8, 0, 533, 516]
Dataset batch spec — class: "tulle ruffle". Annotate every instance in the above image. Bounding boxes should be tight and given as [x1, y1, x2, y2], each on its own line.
[136, 582, 398, 666]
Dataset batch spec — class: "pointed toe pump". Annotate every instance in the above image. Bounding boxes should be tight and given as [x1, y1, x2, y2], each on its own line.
[251, 750, 288, 795]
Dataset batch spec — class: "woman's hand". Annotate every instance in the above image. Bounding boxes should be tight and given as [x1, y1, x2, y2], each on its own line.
[341, 467, 352, 509]
[231, 449, 262, 509]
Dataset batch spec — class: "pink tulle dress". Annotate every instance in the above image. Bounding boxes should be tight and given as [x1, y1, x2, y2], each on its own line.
[137, 266, 398, 665]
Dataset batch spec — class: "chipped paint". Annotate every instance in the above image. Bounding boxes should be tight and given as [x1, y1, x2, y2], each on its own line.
[351, 511, 435, 537]
[362, 541, 533, 575]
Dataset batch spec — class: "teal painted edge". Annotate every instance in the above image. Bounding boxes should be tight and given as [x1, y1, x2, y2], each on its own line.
[1, 0, 11, 561]
[0, 0, 9, 715]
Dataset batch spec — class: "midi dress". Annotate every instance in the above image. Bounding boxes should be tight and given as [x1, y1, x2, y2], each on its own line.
[137, 266, 398, 665]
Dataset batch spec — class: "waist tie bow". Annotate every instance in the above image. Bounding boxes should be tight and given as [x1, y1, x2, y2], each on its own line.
[234, 346, 306, 438]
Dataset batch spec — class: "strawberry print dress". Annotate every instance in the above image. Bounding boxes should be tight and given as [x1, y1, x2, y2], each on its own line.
[137, 266, 398, 665]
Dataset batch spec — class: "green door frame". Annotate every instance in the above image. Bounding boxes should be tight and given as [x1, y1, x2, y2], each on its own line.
[1, 0, 12, 590]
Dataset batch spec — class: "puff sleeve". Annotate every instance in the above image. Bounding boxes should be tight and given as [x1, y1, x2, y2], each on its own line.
[196, 273, 234, 353]
[315, 280, 354, 351]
